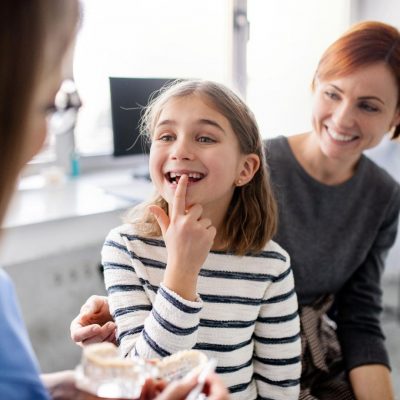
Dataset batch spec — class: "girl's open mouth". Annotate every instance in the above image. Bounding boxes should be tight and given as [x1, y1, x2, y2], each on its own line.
[165, 172, 205, 184]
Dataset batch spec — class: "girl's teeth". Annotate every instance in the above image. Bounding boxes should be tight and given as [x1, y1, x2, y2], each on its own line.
[169, 172, 202, 178]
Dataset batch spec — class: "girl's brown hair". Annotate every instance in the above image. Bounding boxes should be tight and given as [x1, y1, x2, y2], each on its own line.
[128, 80, 278, 255]
[312, 21, 400, 139]
[0, 1, 79, 225]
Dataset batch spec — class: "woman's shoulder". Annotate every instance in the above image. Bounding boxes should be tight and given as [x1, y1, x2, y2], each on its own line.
[0, 270, 51, 400]
[362, 156, 400, 203]
[264, 135, 294, 168]
[264, 135, 287, 150]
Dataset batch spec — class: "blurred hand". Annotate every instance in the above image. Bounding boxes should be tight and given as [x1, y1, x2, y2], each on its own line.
[154, 372, 229, 400]
[202, 373, 230, 400]
[70, 295, 116, 346]
[153, 376, 197, 400]
[75, 380, 165, 400]
[43, 371, 229, 400]
[42, 370, 77, 400]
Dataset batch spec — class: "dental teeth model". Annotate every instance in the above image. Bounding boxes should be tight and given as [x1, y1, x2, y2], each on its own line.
[75, 343, 209, 399]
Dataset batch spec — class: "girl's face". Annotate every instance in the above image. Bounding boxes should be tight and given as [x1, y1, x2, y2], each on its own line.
[311, 62, 400, 162]
[149, 94, 257, 220]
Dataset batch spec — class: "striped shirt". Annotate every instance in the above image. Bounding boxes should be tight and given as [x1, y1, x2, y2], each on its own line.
[102, 223, 301, 400]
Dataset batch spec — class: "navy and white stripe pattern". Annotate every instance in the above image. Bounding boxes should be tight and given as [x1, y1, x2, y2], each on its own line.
[102, 224, 301, 400]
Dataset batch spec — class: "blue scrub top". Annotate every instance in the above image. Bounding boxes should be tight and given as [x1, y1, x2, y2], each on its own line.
[0, 269, 50, 399]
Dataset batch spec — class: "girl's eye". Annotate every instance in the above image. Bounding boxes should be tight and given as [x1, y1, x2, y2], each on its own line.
[197, 136, 216, 143]
[324, 91, 340, 101]
[359, 102, 379, 113]
[157, 134, 175, 142]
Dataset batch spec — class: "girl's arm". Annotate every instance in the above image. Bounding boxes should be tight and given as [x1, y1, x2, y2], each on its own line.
[102, 175, 216, 358]
[103, 175, 215, 359]
[253, 251, 301, 399]
[102, 227, 203, 359]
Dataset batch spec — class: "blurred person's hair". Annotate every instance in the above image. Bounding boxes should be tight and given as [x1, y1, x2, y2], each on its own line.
[0, 1, 79, 225]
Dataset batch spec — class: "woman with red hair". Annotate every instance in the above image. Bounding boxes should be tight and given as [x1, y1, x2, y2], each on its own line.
[267, 21, 400, 399]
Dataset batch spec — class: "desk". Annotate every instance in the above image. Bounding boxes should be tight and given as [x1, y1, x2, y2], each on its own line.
[0, 169, 155, 266]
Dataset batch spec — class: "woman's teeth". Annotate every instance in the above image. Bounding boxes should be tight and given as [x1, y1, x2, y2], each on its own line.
[328, 129, 357, 142]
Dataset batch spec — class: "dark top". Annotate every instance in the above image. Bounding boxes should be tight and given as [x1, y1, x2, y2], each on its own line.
[266, 136, 400, 371]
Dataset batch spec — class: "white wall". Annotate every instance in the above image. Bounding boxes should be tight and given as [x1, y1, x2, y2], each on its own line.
[247, 0, 353, 138]
[352, 0, 400, 27]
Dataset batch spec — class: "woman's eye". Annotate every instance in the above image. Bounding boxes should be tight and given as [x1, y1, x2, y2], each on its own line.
[197, 136, 216, 143]
[324, 91, 340, 101]
[359, 102, 379, 113]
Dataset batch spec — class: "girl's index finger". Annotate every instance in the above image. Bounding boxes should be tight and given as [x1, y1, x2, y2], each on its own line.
[172, 174, 188, 218]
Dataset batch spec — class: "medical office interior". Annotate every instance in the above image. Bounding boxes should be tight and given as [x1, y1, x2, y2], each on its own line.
[1, 0, 400, 393]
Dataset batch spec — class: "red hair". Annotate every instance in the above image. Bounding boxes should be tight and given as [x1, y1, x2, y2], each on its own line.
[312, 21, 400, 139]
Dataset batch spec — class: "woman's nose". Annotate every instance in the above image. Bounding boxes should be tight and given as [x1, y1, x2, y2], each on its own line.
[332, 102, 355, 130]
[170, 137, 194, 160]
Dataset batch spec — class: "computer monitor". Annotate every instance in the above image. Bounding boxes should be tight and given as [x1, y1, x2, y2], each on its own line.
[109, 77, 174, 157]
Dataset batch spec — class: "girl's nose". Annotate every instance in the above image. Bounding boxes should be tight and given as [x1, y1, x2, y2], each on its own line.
[332, 102, 355, 130]
[170, 137, 194, 160]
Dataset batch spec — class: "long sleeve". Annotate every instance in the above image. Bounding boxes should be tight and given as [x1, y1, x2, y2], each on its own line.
[102, 227, 203, 359]
[253, 256, 301, 400]
[336, 194, 400, 371]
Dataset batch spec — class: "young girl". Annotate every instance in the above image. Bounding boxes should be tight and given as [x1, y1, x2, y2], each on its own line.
[102, 80, 301, 399]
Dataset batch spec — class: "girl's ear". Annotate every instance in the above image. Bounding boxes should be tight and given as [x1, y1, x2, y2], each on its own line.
[235, 154, 260, 186]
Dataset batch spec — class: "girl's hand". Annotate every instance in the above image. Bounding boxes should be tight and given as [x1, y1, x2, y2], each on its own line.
[70, 295, 116, 346]
[149, 175, 216, 300]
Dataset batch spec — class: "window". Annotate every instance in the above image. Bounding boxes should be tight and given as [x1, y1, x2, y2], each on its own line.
[246, 0, 352, 139]
[31, 0, 355, 170]
[73, 0, 234, 156]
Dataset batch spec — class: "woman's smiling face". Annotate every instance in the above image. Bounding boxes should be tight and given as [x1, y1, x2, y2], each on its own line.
[311, 62, 400, 162]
